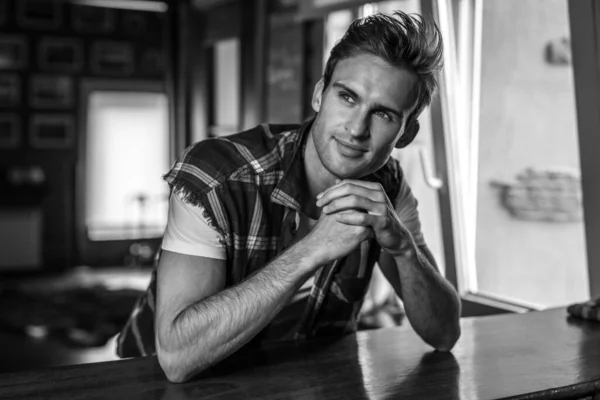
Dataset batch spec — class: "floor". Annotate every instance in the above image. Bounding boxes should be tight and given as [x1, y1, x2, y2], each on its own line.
[0, 266, 151, 375]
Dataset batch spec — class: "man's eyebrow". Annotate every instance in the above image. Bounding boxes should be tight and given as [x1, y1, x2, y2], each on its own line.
[373, 102, 403, 119]
[332, 82, 359, 99]
[332, 82, 404, 119]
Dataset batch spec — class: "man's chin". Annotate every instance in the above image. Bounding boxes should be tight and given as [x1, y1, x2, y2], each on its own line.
[325, 166, 366, 181]
[334, 160, 373, 177]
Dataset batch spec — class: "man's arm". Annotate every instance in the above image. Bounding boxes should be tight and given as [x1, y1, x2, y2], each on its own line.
[378, 244, 461, 351]
[155, 248, 314, 383]
[316, 179, 461, 351]
[155, 210, 372, 383]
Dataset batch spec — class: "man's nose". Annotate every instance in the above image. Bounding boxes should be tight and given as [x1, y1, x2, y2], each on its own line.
[345, 111, 369, 138]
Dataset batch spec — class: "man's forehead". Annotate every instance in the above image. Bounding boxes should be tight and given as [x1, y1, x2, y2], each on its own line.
[331, 54, 419, 113]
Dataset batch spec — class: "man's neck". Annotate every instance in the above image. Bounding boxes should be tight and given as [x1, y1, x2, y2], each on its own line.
[301, 130, 337, 219]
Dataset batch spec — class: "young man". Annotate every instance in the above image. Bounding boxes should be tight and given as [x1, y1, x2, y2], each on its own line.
[116, 10, 461, 383]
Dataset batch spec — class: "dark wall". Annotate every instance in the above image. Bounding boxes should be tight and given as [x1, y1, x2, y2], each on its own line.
[0, 0, 167, 271]
[265, 0, 323, 124]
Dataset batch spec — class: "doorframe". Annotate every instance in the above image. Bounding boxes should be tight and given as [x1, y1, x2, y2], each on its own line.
[191, 0, 267, 142]
[569, 0, 600, 299]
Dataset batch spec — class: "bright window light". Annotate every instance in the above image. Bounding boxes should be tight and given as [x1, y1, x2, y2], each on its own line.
[85, 91, 170, 241]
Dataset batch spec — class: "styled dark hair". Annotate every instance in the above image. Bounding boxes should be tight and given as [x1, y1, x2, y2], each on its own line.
[322, 10, 444, 125]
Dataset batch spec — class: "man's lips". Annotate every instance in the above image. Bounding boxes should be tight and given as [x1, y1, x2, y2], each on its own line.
[334, 137, 368, 153]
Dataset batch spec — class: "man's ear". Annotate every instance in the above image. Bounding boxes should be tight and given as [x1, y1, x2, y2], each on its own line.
[311, 79, 325, 113]
[395, 119, 420, 148]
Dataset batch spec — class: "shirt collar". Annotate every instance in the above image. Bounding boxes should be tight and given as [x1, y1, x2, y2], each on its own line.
[270, 117, 314, 211]
[269, 117, 400, 212]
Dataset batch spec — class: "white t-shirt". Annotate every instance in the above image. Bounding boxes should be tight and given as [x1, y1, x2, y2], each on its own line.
[162, 178, 425, 257]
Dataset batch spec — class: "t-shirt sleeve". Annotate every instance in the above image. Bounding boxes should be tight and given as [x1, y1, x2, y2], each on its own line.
[394, 175, 426, 247]
[161, 191, 227, 260]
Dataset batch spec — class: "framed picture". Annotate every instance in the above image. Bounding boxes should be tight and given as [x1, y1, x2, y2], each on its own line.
[269, 0, 300, 12]
[17, 0, 62, 29]
[31, 75, 73, 108]
[122, 12, 148, 36]
[0, 36, 28, 70]
[72, 4, 115, 33]
[141, 48, 164, 75]
[91, 41, 134, 76]
[38, 38, 83, 73]
[30, 114, 74, 149]
[0, 0, 8, 26]
[0, 114, 20, 148]
[0, 74, 20, 107]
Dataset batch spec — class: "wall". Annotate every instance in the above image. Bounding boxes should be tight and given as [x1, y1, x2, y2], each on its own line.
[475, 0, 589, 307]
[265, 0, 304, 124]
[0, 0, 166, 271]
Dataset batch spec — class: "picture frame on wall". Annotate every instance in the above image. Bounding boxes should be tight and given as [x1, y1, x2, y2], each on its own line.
[0, 0, 8, 26]
[141, 48, 164, 75]
[0, 114, 20, 149]
[122, 12, 148, 36]
[39, 38, 83, 73]
[17, 0, 62, 29]
[30, 114, 74, 149]
[72, 5, 115, 33]
[91, 41, 134, 76]
[31, 75, 73, 109]
[0, 74, 20, 107]
[0, 36, 28, 70]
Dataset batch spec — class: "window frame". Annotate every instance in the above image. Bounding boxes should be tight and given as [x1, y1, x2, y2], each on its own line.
[569, 0, 600, 299]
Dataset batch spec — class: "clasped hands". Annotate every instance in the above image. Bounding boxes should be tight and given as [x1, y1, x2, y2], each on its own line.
[316, 179, 414, 258]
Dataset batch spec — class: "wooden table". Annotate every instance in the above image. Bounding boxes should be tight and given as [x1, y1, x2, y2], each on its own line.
[0, 307, 599, 400]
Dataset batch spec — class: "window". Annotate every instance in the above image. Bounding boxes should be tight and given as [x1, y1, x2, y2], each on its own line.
[85, 90, 170, 241]
[209, 38, 241, 138]
[438, 0, 590, 308]
[323, 9, 353, 69]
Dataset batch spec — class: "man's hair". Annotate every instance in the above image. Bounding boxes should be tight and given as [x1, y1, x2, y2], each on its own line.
[322, 10, 444, 124]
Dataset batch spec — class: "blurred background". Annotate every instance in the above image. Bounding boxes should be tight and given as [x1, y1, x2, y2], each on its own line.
[0, 0, 599, 374]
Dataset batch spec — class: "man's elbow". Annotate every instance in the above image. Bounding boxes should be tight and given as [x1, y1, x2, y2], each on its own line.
[163, 367, 189, 384]
[158, 350, 213, 383]
[431, 324, 461, 352]
[157, 347, 190, 383]
[433, 294, 462, 352]
[156, 337, 209, 383]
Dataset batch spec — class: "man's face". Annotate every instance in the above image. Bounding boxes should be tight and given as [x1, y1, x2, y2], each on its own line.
[310, 53, 418, 179]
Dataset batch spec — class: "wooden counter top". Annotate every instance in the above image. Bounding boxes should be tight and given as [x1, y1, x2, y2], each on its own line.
[0, 308, 599, 399]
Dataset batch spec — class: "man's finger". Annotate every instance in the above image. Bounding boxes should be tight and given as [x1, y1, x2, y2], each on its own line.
[335, 211, 379, 226]
[317, 182, 384, 207]
[316, 179, 380, 200]
[322, 195, 374, 215]
[323, 196, 388, 216]
[340, 179, 381, 191]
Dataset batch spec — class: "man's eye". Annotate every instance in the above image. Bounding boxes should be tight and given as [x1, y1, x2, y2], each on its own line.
[375, 111, 392, 121]
[340, 93, 355, 104]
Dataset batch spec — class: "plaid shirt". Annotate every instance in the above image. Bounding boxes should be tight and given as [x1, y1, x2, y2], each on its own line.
[116, 119, 404, 358]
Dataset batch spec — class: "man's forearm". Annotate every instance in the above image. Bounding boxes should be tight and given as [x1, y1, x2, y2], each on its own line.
[157, 245, 315, 382]
[395, 245, 461, 351]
